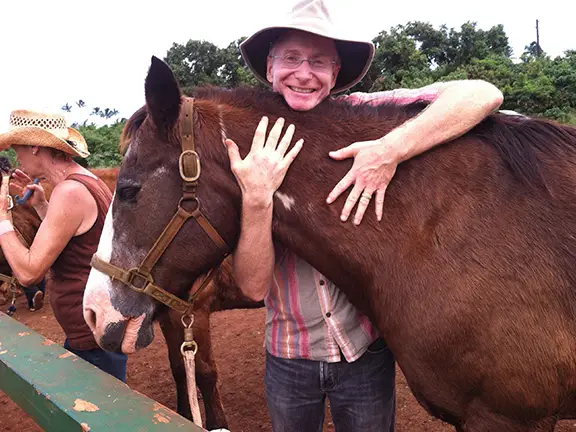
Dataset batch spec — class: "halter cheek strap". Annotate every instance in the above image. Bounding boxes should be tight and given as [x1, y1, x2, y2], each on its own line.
[90, 97, 230, 314]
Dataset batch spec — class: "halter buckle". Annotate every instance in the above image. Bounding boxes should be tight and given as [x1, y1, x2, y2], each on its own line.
[179, 150, 201, 182]
[126, 268, 153, 292]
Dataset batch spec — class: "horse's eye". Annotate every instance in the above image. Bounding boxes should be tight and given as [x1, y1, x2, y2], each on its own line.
[117, 184, 141, 202]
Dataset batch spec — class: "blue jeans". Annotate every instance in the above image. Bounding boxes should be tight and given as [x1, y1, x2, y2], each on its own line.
[64, 339, 128, 383]
[265, 338, 396, 432]
[21, 278, 46, 309]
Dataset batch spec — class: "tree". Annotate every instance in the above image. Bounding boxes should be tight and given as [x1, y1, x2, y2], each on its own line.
[164, 37, 264, 92]
[348, 21, 513, 94]
[59, 100, 125, 167]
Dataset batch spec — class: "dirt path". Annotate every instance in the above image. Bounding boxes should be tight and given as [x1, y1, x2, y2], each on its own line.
[1, 295, 575, 431]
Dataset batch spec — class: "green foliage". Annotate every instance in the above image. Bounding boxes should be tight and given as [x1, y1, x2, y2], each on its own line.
[164, 37, 264, 94]
[78, 119, 126, 168]
[0, 148, 17, 167]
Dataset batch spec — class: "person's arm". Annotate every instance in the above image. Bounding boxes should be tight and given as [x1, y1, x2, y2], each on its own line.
[232, 198, 275, 301]
[0, 180, 91, 286]
[225, 116, 303, 301]
[328, 79, 504, 225]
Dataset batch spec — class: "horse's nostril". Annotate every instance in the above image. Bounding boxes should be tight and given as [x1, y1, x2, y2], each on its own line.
[84, 308, 97, 332]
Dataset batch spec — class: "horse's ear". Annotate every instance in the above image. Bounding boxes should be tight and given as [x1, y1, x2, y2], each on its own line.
[145, 56, 182, 134]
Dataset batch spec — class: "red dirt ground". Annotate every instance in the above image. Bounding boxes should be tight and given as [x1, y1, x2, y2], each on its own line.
[1, 294, 575, 431]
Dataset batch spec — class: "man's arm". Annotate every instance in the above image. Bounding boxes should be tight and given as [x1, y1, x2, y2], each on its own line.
[232, 199, 275, 301]
[225, 117, 303, 301]
[328, 80, 504, 225]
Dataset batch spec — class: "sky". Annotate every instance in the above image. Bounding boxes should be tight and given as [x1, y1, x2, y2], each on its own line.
[0, 0, 573, 130]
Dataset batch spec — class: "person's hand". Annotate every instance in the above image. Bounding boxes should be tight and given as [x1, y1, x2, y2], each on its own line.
[11, 169, 46, 207]
[225, 116, 303, 208]
[326, 139, 401, 225]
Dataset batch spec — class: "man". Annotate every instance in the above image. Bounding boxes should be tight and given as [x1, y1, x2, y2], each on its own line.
[224, 1, 503, 430]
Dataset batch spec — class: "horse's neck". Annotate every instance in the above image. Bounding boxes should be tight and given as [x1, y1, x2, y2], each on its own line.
[266, 150, 394, 321]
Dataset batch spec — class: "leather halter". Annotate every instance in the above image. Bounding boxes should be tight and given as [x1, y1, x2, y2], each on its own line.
[90, 98, 230, 314]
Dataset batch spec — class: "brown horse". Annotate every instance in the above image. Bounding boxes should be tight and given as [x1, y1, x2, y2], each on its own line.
[1, 162, 257, 429]
[0, 157, 42, 305]
[83, 56, 576, 431]
[88, 167, 262, 429]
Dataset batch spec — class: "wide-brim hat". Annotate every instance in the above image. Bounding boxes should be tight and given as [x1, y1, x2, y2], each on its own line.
[240, 0, 375, 94]
[0, 110, 90, 158]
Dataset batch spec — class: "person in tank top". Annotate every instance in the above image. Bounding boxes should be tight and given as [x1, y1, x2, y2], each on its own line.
[0, 109, 127, 382]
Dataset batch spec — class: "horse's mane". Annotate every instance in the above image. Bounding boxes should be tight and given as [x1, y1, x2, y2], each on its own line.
[119, 106, 147, 155]
[122, 85, 576, 193]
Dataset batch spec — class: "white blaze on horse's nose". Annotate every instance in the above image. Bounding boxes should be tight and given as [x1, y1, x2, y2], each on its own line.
[85, 201, 115, 308]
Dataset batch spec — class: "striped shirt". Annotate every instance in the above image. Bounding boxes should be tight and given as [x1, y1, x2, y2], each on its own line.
[265, 86, 440, 363]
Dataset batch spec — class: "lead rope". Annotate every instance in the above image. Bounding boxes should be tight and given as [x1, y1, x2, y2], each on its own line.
[181, 314, 203, 428]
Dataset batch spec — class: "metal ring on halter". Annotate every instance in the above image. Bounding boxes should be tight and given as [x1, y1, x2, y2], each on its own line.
[181, 314, 194, 328]
[180, 340, 198, 356]
[7, 195, 14, 210]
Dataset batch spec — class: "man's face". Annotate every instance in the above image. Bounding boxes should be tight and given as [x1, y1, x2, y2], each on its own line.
[266, 31, 340, 111]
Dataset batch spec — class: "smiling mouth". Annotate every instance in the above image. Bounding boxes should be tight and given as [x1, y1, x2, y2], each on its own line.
[288, 86, 315, 94]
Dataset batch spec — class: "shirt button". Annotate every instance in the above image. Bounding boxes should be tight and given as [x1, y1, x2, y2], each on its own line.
[326, 312, 331, 318]
[319, 279, 326, 285]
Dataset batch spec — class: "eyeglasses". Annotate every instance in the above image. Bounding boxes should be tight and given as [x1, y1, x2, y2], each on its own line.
[268, 55, 337, 72]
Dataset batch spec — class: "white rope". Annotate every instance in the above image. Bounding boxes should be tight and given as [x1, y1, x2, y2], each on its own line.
[183, 348, 203, 428]
[181, 313, 203, 429]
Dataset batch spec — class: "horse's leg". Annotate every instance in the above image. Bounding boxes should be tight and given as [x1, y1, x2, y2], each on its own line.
[191, 309, 229, 430]
[158, 308, 229, 430]
[157, 311, 192, 420]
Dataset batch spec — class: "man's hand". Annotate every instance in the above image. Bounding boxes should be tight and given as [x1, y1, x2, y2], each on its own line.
[327, 138, 401, 225]
[225, 116, 303, 209]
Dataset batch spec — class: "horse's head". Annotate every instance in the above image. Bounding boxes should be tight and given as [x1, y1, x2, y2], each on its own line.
[83, 57, 241, 353]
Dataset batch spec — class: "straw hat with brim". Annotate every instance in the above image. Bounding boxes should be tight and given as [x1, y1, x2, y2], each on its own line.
[240, 0, 375, 94]
[0, 110, 90, 158]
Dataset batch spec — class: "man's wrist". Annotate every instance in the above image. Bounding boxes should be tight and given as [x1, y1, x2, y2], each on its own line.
[242, 193, 273, 212]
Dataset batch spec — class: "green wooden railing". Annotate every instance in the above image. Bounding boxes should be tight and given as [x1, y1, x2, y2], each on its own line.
[0, 312, 203, 431]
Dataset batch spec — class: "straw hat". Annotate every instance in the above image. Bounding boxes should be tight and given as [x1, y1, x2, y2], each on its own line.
[240, 0, 375, 94]
[0, 110, 90, 158]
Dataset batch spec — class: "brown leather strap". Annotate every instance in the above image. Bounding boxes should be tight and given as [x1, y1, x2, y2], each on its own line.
[179, 98, 201, 185]
[192, 209, 229, 255]
[91, 255, 193, 314]
[138, 206, 195, 275]
[181, 98, 195, 153]
[187, 266, 218, 303]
